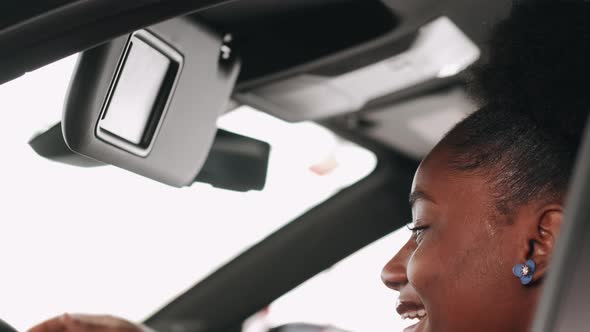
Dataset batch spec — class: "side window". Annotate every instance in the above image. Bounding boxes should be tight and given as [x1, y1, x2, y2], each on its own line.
[243, 228, 412, 332]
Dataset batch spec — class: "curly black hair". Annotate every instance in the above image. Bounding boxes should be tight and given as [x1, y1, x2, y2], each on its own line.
[442, 1, 590, 216]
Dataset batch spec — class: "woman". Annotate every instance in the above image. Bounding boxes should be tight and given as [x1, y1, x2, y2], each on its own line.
[29, 2, 590, 332]
[382, 108, 581, 332]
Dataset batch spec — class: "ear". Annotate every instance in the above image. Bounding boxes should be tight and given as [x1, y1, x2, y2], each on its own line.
[528, 204, 564, 282]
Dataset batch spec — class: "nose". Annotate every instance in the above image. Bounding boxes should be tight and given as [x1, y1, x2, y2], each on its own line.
[381, 237, 415, 291]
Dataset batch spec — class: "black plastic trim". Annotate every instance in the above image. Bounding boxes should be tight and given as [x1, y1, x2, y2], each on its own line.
[0, 0, 236, 84]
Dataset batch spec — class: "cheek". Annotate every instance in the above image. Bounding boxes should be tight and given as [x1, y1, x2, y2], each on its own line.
[405, 225, 500, 306]
[406, 238, 445, 301]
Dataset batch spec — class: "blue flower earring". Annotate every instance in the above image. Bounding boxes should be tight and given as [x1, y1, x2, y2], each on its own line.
[513, 259, 536, 285]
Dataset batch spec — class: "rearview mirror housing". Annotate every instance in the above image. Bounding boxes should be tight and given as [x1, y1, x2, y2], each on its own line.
[63, 17, 240, 187]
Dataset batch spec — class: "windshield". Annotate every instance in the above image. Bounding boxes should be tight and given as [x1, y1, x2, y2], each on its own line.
[0, 56, 377, 331]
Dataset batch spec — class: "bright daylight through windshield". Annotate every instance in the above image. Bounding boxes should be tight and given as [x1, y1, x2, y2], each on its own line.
[0, 56, 385, 331]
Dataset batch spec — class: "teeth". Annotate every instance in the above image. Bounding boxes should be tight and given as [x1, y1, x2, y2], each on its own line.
[400, 309, 427, 320]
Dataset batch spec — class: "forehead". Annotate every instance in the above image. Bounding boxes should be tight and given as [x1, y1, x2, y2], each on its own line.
[411, 144, 492, 212]
[411, 145, 452, 195]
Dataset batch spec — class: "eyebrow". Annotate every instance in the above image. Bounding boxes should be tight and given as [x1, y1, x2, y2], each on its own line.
[409, 190, 436, 208]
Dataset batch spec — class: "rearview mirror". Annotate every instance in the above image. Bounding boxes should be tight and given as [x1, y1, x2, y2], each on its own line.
[62, 17, 240, 187]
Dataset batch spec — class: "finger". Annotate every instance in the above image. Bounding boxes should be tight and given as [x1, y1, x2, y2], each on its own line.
[65, 314, 112, 327]
[28, 314, 68, 332]
[63, 314, 107, 332]
[64, 314, 139, 332]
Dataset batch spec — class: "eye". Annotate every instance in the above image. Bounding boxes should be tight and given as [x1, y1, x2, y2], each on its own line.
[406, 223, 429, 243]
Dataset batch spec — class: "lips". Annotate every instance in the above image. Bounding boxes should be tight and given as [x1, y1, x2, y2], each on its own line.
[396, 299, 428, 332]
[403, 317, 427, 332]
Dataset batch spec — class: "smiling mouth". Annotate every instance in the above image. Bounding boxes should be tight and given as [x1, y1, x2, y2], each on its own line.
[396, 301, 428, 320]
[400, 308, 427, 320]
[396, 300, 428, 332]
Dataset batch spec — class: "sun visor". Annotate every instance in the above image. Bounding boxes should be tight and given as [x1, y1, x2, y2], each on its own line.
[235, 17, 480, 122]
[62, 17, 240, 187]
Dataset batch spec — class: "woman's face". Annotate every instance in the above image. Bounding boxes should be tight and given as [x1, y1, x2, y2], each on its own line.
[381, 144, 537, 332]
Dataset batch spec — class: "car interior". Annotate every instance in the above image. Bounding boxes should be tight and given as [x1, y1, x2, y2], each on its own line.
[0, 1, 589, 332]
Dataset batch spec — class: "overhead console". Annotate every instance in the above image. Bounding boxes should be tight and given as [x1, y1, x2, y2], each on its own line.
[236, 17, 480, 122]
[194, 0, 400, 84]
[195, 0, 480, 122]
